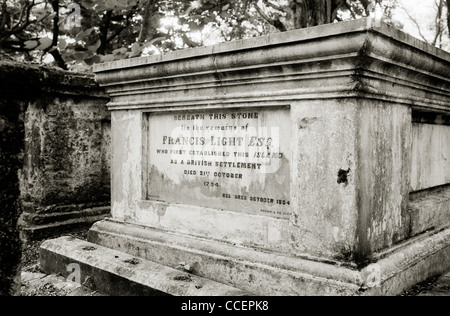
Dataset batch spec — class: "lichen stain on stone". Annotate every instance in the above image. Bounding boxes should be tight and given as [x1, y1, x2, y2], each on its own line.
[115, 266, 135, 278]
[317, 60, 333, 70]
[290, 213, 300, 227]
[124, 258, 140, 265]
[82, 246, 97, 251]
[147, 157, 291, 219]
[298, 117, 319, 129]
[173, 274, 193, 282]
[334, 244, 356, 264]
[155, 203, 168, 217]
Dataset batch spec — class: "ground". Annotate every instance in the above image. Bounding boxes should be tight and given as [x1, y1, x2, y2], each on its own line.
[20, 229, 105, 296]
[20, 229, 450, 296]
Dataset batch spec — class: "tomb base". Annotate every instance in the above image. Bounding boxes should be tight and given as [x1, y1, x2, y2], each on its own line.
[40, 219, 450, 296]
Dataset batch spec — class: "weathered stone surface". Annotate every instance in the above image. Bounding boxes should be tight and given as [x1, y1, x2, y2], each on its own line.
[20, 210, 110, 241]
[0, 61, 104, 99]
[21, 272, 106, 296]
[87, 219, 450, 296]
[95, 18, 450, 264]
[88, 220, 364, 296]
[411, 123, 450, 192]
[40, 237, 252, 296]
[145, 108, 291, 219]
[0, 61, 111, 241]
[409, 187, 450, 236]
[21, 96, 110, 207]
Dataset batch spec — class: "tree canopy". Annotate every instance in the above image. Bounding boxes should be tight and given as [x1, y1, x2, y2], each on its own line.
[0, 0, 445, 71]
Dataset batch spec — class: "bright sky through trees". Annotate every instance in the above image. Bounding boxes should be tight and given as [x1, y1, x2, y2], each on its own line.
[1, 0, 448, 71]
[393, 0, 449, 50]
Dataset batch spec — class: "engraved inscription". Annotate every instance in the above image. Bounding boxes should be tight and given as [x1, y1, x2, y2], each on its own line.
[147, 107, 291, 219]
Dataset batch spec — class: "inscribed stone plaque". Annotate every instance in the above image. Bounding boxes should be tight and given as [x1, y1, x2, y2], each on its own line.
[146, 107, 291, 219]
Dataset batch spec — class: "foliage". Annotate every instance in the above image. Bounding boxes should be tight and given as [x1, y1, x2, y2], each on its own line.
[0, 0, 444, 71]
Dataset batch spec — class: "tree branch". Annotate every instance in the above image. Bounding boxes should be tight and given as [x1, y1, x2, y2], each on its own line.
[446, 0, 450, 40]
[49, 49, 68, 70]
[138, 0, 157, 43]
[342, 1, 357, 19]
[0, 1, 37, 42]
[12, 1, 28, 30]
[106, 10, 134, 43]
[261, 0, 283, 12]
[331, 0, 347, 21]
[50, 0, 59, 47]
[359, 0, 371, 14]
[98, 10, 112, 55]
[107, 26, 126, 43]
[181, 33, 201, 48]
[11, 0, 34, 33]
[432, 0, 444, 46]
[47, 0, 67, 70]
[401, 6, 431, 44]
[254, 1, 287, 32]
[0, 39, 20, 49]
[0, 0, 8, 32]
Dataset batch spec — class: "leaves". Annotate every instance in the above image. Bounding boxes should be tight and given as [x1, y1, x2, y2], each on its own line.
[100, 54, 115, 62]
[94, 0, 140, 12]
[75, 28, 96, 42]
[7, 0, 442, 72]
[129, 42, 142, 57]
[36, 37, 53, 50]
[24, 40, 40, 50]
[220, 11, 233, 19]
[84, 55, 103, 65]
[24, 37, 53, 51]
[72, 51, 91, 60]
[112, 47, 128, 55]
[87, 40, 101, 53]
[58, 38, 68, 51]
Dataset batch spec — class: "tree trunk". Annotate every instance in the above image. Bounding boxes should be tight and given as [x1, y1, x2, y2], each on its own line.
[50, 49, 68, 70]
[138, 0, 158, 43]
[49, 0, 67, 70]
[290, 0, 340, 28]
[98, 10, 112, 55]
[447, 0, 450, 40]
[432, 0, 444, 46]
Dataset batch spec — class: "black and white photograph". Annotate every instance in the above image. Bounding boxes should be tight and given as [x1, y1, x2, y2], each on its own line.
[0, 0, 449, 300]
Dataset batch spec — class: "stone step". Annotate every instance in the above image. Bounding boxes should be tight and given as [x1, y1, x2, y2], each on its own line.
[20, 214, 109, 241]
[21, 206, 111, 227]
[21, 272, 106, 296]
[39, 236, 253, 296]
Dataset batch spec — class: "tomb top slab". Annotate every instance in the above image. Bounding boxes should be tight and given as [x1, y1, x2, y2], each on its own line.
[94, 18, 450, 113]
[94, 18, 450, 73]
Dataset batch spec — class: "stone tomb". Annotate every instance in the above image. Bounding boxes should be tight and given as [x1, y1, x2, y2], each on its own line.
[41, 18, 450, 296]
